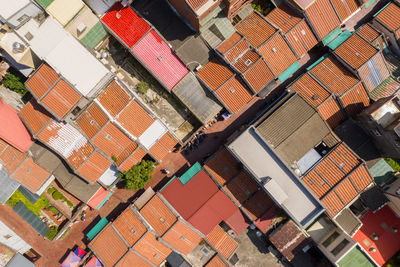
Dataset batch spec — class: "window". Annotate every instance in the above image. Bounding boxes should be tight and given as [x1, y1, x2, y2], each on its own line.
[322, 231, 340, 248]
[245, 59, 252, 66]
[331, 239, 350, 256]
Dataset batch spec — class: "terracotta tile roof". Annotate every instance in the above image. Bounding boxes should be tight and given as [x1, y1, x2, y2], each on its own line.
[375, 2, 400, 32]
[317, 95, 345, 129]
[76, 103, 109, 139]
[41, 80, 81, 119]
[205, 255, 228, 267]
[186, 0, 209, 11]
[133, 232, 172, 266]
[217, 33, 242, 54]
[224, 39, 250, 63]
[304, 0, 341, 39]
[117, 100, 154, 137]
[329, 0, 359, 22]
[259, 33, 297, 76]
[25, 63, 59, 99]
[0, 141, 26, 173]
[77, 152, 111, 182]
[149, 142, 169, 162]
[204, 148, 241, 186]
[13, 157, 50, 192]
[116, 251, 153, 267]
[97, 81, 132, 117]
[289, 73, 331, 107]
[162, 220, 202, 255]
[334, 178, 358, 204]
[92, 122, 137, 160]
[113, 207, 147, 246]
[233, 49, 260, 73]
[235, 12, 276, 48]
[334, 34, 378, 69]
[309, 56, 359, 95]
[339, 82, 370, 117]
[216, 76, 253, 113]
[357, 24, 380, 43]
[90, 224, 128, 267]
[269, 220, 309, 261]
[19, 100, 52, 136]
[196, 58, 234, 91]
[158, 132, 179, 152]
[38, 120, 95, 169]
[348, 164, 373, 192]
[243, 59, 274, 93]
[265, 4, 302, 33]
[321, 191, 345, 217]
[242, 190, 275, 220]
[285, 20, 318, 57]
[206, 225, 238, 259]
[140, 195, 177, 236]
[224, 170, 259, 204]
[119, 148, 146, 172]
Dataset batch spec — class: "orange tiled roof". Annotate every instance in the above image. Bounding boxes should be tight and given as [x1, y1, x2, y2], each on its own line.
[0, 141, 26, 173]
[116, 251, 153, 267]
[309, 56, 359, 95]
[113, 207, 147, 246]
[289, 73, 331, 107]
[375, 2, 400, 32]
[242, 190, 275, 220]
[98, 81, 132, 117]
[233, 49, 261, 73]
[117, 100, 154, 137]
[215, 77, 253, 113]
[243, 58, 274, 93]
[186, 0, 209, 11]
[140, 195, 177, 236]
[25, 63, 59, 99]
[92, 122, 137, 160]
[119, 147, 146, 171]
[265, 4, 302, 33]
[90, 224, 128, 267]
[316, 97, 345, 129]
[149, 142, 169, 162]
[321, 191, 345, 217]
[334, 34, 378, 69]
[204, 148, 241, 186]
[206, 225, 238, 259]
[224, 170, 259, 204]
[196, 58, 234, 91]
[357, 24, 380, 43]
[224, 39, 250, 63]
[205, 255, 228, 267]
[76, 103, 109, 139]
[13, 157, 50, 192]
[148, 132, 178, 162]
[77, 152, 111, 182]
[133, 232, 172, 266]
[258, 33, 297, 76]
[19, 100, 52, 136]
[235, 12, 276, 48]
[217, 33, 242, 54]
[163, 220, 202, 255]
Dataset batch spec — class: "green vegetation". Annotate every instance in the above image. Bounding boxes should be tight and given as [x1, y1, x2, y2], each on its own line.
[52, 191, 63, 201]
[137, 81, 150, 94]
[45, 226, 58, 241]
[111, 155, 117, 163]
[6, 190, 50, 216]
[251, 0, 273, 15]
[384, 158, 400, 172]
[47, 187, 74, 208]
[47, 206, 60, 216]
[130, 58, 162, 89]
[2, 70, 27, 95]
[119, 160, 154, 190]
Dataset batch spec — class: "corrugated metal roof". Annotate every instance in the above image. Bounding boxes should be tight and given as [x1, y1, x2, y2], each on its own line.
[375, 2, 400, 32]
[179, 162, 202, 185]
[133, 232, 172, 266]
[101, 3, 151, 48]
[45, 0, 84, 26]
[86, 217, 108, 241]
[0, 166, 19, 204]
[13, 201, 50, 237]
[131, 30, 189, 90]
[368, 76, 400, 101]
[81, 21, 108, 49]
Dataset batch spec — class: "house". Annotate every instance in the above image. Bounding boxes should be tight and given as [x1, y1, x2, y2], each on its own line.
[265, 4, 318, 58]
[332, 33, 390, 93]
[373, 2, 400, 55]
[83, 0, 120, 16]
[357, 23, 388, 51]
[0, 0, 42, 29]
[358, 90, 400, 159]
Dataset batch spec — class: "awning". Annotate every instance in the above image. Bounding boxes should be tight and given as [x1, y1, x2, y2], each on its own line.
[61, 251, 80, 267]
[87, 188, 113, 210]
[86, 217, 108, 241]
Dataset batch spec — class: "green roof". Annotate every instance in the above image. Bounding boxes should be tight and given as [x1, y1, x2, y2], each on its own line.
[86, 217, 108, 241]
[322, 27, 341, 45]
[278, 62, 300, 82]
[179, 162, 202, 185]
[34, 0, 54, 9]
[365, 0, 377, 8]
[338, 246, 375, 267]
[81, 22, 108, 49]
[369, 159, 394, 186]
[13, 201, 50, 237]
[327, 30, 352, 50]
[368, 76, 399, 101]
[306, 54, 329, 71]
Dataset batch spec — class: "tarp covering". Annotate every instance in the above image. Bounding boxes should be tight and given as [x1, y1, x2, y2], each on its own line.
[278, 62, 300, 82]
[61, 251, 80, 267]
[179, 162, 202, 185]
[84, 256, 103, 267]
[87, 188, 110, 209]
[74, 247, 86, 259]
[86, 218, 108, 241]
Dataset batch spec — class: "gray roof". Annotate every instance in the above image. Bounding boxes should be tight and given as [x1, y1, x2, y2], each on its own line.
[0, 166, 20, 204]
[63, 176, 101, 203]
[254, 94, 330, 165]
[6, 253, 35, 267]
[173, 72, 222, 124]
[83, 0, 118, 16]
[334, 208, 362, 236]
[13, 201, 49, 237]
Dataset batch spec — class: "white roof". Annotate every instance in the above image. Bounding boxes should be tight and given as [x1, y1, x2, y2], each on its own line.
[139, 120, 167, 149]
[16, 17, 111, 96]
[0, 0, 30, 19]
[46, 0, 85, 26]
[98, 166, 118, 186]
[228, 127, 324, 227]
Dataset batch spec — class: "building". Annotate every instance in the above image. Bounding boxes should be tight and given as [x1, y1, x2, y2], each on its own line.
[357, 23, 388, 51]
[0, 0, 42, 29]
[373, 2, 400, 55]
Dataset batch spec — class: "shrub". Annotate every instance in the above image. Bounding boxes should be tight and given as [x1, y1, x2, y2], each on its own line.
[46, 226, 58, 241]
[66, 200, 74, 208]
[119, 160, 154, 190]
[47, 187, 56, 195]
[137, 81, 149, 94]
[6, 190, 50, 215]
[385, 158, 400, 172]
[52, 191, 63, 201]
[2, 72, 27, 95]
[47, 206, 60, 216]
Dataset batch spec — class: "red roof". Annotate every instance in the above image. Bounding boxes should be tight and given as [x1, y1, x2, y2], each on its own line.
[353, 205, 400, 266]
[224, 209, 251, 235]
[161, 169, 219, 219]
[131, 30, 188, 90]
[88, 187, 111, 208]
[0, 100, 33, 152]
[102, 3, 151, 48]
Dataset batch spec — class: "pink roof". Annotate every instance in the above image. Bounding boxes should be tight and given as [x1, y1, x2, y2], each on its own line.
[188, 190, 239, 235]
[88, 187, 110, 209]
[353, 205, 400, 266]
[102, 3, 151, 48]
[131, 30, 188, 90]
[0, 100, 33, 152]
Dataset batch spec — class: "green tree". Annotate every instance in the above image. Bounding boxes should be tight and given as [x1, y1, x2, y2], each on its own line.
[119, 160, 154, 190]
[137, 81, 149, 94]
[2, 72, 27, 94]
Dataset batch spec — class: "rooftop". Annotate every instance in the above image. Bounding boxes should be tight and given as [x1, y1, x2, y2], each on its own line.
[75, 102, 109, 139]
[97, 80, 132, 117]
[204, 148, 241, 186]
[162, 220, 203, 255]
[12, 157, 51, 193]
[18, 99, 52, 136]
[304, 0, 340, 39]
[112, 207, 147, 246]
[206, 225, 238, 259]
[356, 24, 381, 43]
[133, 232, 172, 265]
[265, 4, 302, 33]
[45, 0, 85, 26]
[196, 58, 234, 91]
[375, 2, 400, 32]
